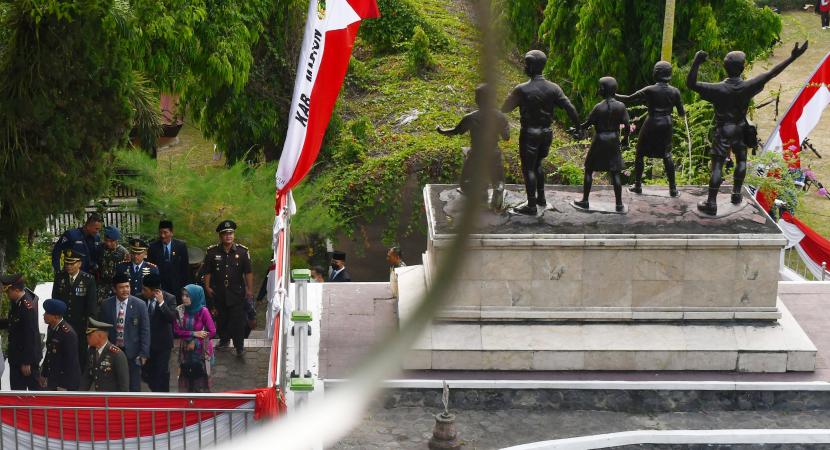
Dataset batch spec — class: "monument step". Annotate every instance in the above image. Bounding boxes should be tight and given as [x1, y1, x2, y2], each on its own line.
[398, 265, 816, 373]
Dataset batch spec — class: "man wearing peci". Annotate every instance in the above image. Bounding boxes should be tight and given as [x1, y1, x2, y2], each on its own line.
[147, 220, 190, 304]
[329, 251, 352, 282]
[98, 272, 150, 392]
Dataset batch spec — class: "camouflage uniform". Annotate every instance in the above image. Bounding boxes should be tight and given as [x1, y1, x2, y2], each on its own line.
[97, 244, 129, 304]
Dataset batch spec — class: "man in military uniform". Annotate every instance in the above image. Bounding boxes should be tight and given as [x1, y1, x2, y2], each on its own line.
[81, 318, 129, 392]
[203, 220, 254, 357]
[97, 226, 129, 304]
[0, 273, 42, 390]
[39, 299, 81, 391]
[52, 249, 98, 369]
[115, 238, 158, 297]
[51, 213, 103, 275]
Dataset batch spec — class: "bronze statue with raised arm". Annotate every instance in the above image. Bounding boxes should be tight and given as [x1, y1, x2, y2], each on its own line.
[687, 42, 808, 215]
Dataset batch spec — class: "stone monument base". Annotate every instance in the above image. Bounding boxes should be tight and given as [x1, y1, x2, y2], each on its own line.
[398, 266, 817, 372]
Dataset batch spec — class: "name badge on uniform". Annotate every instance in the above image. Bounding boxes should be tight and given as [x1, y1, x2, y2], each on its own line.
[214, 255, 222, 260]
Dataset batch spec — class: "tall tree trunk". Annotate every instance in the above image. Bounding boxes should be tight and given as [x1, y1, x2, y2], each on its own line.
[661, 0, 676, 61]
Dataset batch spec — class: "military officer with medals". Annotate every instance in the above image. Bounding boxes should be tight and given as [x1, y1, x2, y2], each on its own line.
[97, 226, 129, 304]
[52, 249, 98, 369]
[202, 220, 254, 357]
[81, 318, 129, 392]
[115, 238, 158, 297]
[39, 299, 81, 391]
[0, 273, 42, 390]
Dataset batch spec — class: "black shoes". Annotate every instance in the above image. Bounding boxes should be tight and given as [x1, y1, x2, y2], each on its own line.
[697, 199, 717, 215]
[629, 184, 642, 194]
[573, 200, 589, 209]
[513, 203, 538, 215]
[731, 193, 742, 204]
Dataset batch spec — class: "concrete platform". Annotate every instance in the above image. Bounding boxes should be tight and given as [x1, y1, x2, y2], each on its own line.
[425, 185, 786, 323]
[398, 266, 817, 373]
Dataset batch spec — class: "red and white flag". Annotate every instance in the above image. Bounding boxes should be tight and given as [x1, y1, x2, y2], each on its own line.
[268, 0, 378, 388]
[764, 51, 830, 167]
[276, 0, 380, 194]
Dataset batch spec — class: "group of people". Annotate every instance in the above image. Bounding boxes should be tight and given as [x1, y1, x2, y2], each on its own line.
[301, 246, 405, 284]
[437, 39, 809, 216]
[0, 216, 259, 393]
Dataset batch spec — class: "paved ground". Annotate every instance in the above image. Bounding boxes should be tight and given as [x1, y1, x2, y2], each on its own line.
[334, 407, 830, 449]
[163, 338, 271, 393]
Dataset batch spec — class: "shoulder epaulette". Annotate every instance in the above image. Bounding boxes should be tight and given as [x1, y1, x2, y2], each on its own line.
[59, 323, 70, 332]
[109, 345, 121, 353]
[236, 243, 248, 250]
[22, 299, 34, 310]
[207, 244, 218, 250]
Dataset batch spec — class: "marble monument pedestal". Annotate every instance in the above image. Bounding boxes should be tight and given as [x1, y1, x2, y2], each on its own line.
[397, 184, 816, 372]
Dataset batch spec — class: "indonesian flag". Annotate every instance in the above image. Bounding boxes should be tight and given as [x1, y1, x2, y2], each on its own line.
[764, 51, 830, 168]
[267, 0, 378, 389]
[275, 0, 380, 195]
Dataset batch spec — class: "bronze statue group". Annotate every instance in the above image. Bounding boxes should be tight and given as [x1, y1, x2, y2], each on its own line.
[437, 41, 809, 216]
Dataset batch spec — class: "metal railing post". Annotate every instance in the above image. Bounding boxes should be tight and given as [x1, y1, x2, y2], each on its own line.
[823, 261, 827, 281]
[289, 269, 314, 406]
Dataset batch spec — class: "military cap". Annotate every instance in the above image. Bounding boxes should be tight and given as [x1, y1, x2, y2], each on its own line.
[103, 226, 122, 240]
[142, 272, 161, 289]
[0, 273, 24, 291]
[128, 238, 149, 253]
[158, 220, 174, 230]
[63, 249, 84, 263]
[112, 272, 131, 285]
[331, 250, 346, 261]
[86, 317, 113, 334]
[43, 299, 68, 316]
[216, 220, 237, 233]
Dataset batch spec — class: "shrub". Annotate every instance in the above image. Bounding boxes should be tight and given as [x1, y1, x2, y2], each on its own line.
[358, 0, 447, 53]
[406, 25, 435, 76]
[6, 237, 53, 289]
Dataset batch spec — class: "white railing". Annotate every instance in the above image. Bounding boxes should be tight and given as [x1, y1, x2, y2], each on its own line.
[783, 248, 829, 281]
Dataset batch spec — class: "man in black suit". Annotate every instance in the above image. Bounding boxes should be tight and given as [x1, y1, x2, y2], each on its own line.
[329, 251, 352, 282]
[139, 273, 177, 392]
[147, 220, 190, 304]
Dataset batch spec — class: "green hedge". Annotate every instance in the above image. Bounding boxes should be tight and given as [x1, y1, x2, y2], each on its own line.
[754, 0, 812, 10]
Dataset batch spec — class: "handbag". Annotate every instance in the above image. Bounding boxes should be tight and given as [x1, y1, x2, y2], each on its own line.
[180, 335, 208, 379]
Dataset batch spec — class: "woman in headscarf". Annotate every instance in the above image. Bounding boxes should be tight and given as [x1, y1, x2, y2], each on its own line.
[173, 284, 216, 392]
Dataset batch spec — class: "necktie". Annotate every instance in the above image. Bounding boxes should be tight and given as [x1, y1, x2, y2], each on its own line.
[164, 245, 171, 261]
[115, 302, 126, 347]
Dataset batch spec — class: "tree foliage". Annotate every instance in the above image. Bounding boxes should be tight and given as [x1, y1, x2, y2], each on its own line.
[538, 0, 782, 112]
[495, 0, 547, 50]
[0, 0, 140, 262]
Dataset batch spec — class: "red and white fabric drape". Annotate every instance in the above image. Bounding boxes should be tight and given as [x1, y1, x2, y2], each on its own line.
[0, 389, 278, 449]
[778, 211, 830, 279]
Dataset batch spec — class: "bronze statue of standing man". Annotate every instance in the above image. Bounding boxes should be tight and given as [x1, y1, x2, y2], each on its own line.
[687, 42, 808, 215]
[502, 50, 582, 215]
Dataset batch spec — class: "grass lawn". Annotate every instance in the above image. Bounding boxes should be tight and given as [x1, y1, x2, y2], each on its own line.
[749, 10, 830, 237]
